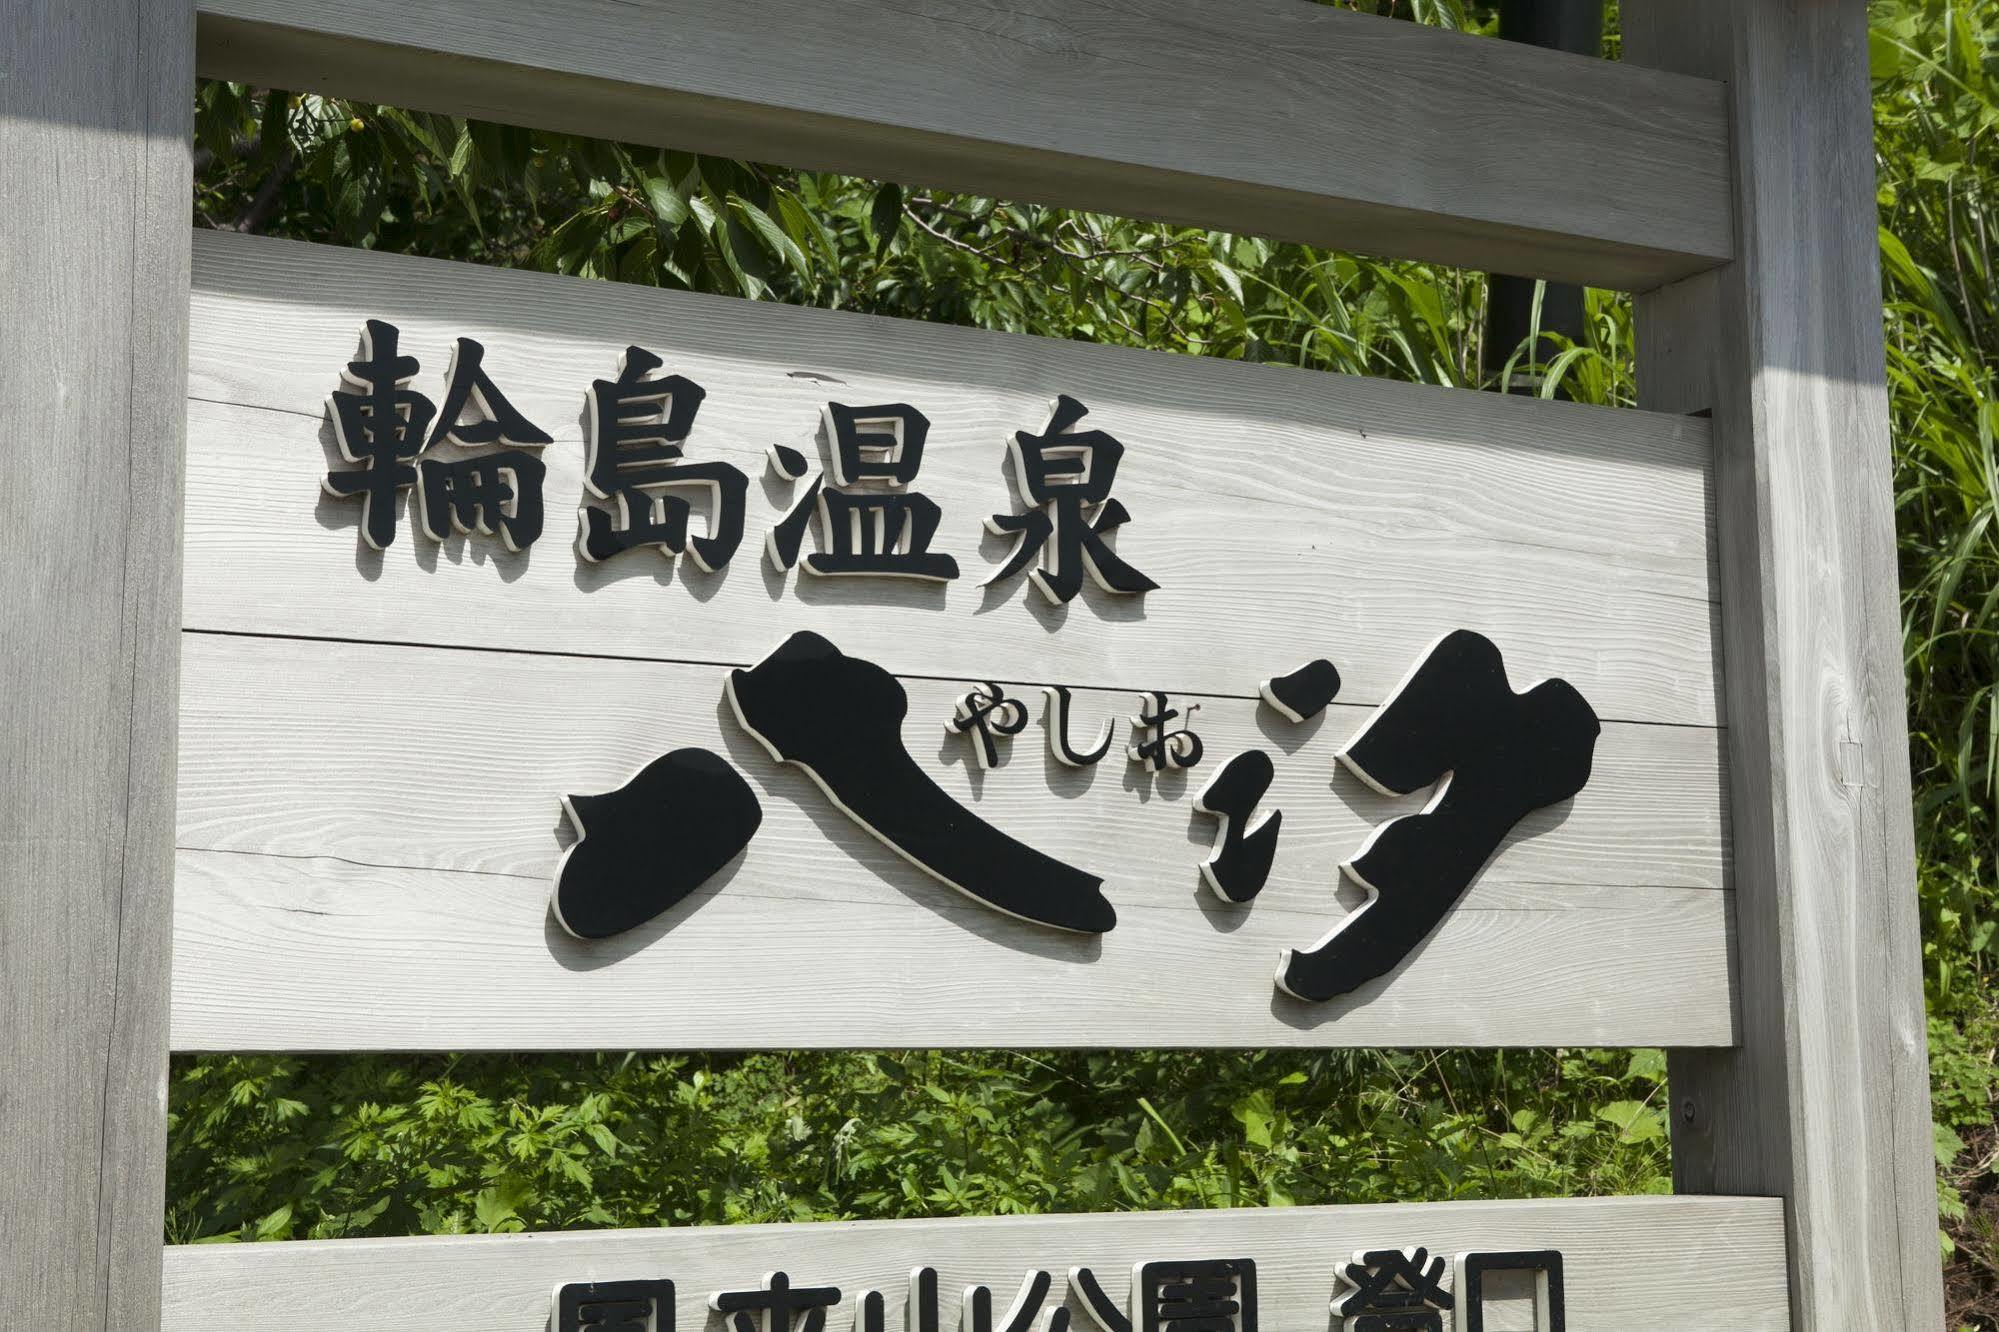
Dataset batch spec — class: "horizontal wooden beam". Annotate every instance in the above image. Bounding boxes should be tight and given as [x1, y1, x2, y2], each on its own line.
[193, 0, 1732, 289]
[162, 1197, 1790, 1330]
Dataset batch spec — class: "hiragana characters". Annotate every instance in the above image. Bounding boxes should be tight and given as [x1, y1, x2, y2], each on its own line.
[1454, 1250, 1565, 1332]
[1278, 630, 1599, 1003]
[416, 335, 552, 550]
[1043, 686, 1115, 767]
[1128, 692, 1202, 773]
[551, 1278, 674, 1332]
[1332, 1248, 1452, 1332]
[551, 748, 763, 940]
[764, 402, 959, 581]
[949, 682, 1030, 769]
[726, 631, 1115, 933]
[985, 394, 1158, 604]
[323, 319, 434, 550]
[1072, 1258, 1260, 1332]
[708, 1271, 842, 1332]
[1194, 752, 1281, 904]
[578, 347, 746, 570]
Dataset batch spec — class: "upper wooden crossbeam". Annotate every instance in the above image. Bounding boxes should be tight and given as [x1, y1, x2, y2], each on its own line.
[195, 0, 1732, 290]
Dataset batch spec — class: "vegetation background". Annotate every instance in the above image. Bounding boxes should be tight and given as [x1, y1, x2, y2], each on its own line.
[171, 0, 1999, 1325]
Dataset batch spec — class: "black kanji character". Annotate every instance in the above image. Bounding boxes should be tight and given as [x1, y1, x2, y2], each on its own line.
[1073, 1258, 1260, 1332]
[985, 394, 1157, 604]
[552, 1278, 674, 1332]
[726, 631, 1114, 933]
[1455, 1250, 1565, 1332]
[551, 748, 764, 941]
[765, 402, 959, 580]
[865, 1266, 1069, 1332]
[579, 346, 746, 571]
[417, 335, 552, 551]
[1332, 1248, 1452, 1332]
[416, 450, 546, 551]
[323, 319, 434, 550]
[1278, 630, 1599, 1003]
[1194, 752, 1281, 904]
[962, 1268, 1069, 1332]
[429, 336, 553, 450]
[708, 1271, 842, 1332]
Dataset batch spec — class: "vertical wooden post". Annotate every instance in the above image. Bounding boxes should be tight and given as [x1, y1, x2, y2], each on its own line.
[0, 1, 191, 1327]
[1624, 3, 1942, 1327]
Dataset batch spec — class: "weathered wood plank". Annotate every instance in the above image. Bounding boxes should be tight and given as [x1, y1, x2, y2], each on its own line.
[186, 230, 1720, 728]
[161, 1196, 1790, 1331]
[0, 1, 190, 1327]
[192, 0, 1731, 289]
[170, 632, 1734, 1049]
[1626, 3, 1942, 1328]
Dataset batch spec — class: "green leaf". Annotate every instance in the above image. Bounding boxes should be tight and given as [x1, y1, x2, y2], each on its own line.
[1623, 1049, 1667, 1083]
[1596, 1101, 1665, 1144]
[448, 126, 475, 178]
[774, 186, 839, 266]
[1935, 1121, 1967, 1168]
[473, 1186, 519, 1232]
[869, 182, 904, 258]
[1232, 1091, 1274, 1149]
[643, 175, 689, 227]
[730, 193, 809, 279]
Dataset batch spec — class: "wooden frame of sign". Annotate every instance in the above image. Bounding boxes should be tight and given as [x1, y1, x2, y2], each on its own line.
[0, 0, 1935, 1328]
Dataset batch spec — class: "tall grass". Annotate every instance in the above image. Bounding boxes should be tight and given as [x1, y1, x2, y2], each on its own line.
[1876, 1, 1999, 1007]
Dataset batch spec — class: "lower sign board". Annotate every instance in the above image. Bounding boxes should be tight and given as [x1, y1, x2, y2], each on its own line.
[159, 1197, 1788, 1331]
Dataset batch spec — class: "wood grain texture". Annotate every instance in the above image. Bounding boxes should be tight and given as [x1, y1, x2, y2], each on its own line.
[192, 0, 1731, 290]
[1627, 3, 1942, 1327]
[161, 1196, 1790, 1331]
[0, 2, 190, 1329]
[171, 632, 1734, 1049]
[186, 230, 1721, 728]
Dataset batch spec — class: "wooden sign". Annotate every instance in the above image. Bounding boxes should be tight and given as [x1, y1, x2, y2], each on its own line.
[175, 229, 1730, 1051]
[4, 0, 1938, 1328]
[161, 1197, 1790, 1332]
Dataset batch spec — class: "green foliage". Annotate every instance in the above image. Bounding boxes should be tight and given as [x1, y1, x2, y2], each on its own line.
[173, 3, 1997, 1296]
[1876, 10, 1999, 1306]
[167, 1049, 1667, 1243]
[1874, 0, 1999, 1010]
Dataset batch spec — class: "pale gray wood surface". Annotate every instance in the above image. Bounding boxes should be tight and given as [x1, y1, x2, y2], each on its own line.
[177, 230, 1734, 1051]
[170, 633, 1734, 1050]
[1627, 3, 1943, 1328]
[187, 230, 1721, 728]
[161, 1196, 1790, 1330]
[193, 0, 1731, 290]
[0, 0, 191, 1327]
